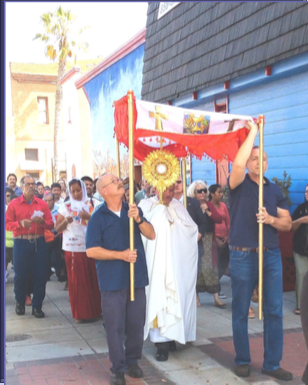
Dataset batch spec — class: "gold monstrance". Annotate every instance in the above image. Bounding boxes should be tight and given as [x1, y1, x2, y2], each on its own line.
[142, 150, 180, 203]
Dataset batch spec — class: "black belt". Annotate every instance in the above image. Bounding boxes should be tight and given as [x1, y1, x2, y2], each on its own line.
[230, 246, 268, 253]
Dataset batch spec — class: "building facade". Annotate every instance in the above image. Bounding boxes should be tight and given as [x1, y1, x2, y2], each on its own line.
[8, 63, 65, 185]
[7, 60, 102, 186]
[142, 2, 308, 213]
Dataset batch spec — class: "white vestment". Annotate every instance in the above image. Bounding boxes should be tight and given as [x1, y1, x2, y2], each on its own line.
[139, 197, 198, 344]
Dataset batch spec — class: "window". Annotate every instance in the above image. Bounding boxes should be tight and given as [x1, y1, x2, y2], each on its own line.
[37, 97, 49, 124]
[26, 172, 40, 181]
[25, 149, 38, 161]
[214, 100, 227, 114]
[59, 171, 67, 180]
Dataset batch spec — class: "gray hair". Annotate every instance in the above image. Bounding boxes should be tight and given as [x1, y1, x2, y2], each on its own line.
[20, 174, 34, 187]
[44, 192, 55, 201]
[187, 180, 208, 198]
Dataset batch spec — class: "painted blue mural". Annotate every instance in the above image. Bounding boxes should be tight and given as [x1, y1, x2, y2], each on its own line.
[83, 44, 144, 177]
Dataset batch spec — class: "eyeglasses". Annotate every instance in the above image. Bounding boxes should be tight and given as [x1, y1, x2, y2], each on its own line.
[102, 177, 122, 188]
[176, 180, 182, 184]
[196, 188, 207, 194]
[24, 183, 35, 187]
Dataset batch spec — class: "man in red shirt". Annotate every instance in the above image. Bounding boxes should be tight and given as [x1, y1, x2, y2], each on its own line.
[6, 174, 54, 318]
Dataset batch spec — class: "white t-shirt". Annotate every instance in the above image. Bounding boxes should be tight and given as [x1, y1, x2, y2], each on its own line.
[58, 200, 90, 252]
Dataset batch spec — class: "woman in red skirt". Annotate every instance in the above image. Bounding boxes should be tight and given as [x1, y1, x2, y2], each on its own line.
[55, 179, 101, 323]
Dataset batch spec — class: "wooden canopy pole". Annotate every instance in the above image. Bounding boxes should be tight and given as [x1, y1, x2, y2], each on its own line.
[182, 158, 187, 209]
[258, 115, 265, 320]
[128, 90, 135, 301]
[115, 136, 121, 179]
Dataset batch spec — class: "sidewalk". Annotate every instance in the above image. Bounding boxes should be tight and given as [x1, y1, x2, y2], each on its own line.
[5, 271, 306, 385]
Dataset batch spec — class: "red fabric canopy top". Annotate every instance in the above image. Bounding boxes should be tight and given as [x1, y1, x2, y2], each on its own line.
[114, 93, 255, 162]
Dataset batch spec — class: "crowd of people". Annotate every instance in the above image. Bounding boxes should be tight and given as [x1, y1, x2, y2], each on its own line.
[5, 121, 308, 385]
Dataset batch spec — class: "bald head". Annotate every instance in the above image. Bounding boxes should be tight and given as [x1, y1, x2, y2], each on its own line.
[97, 173, 124, 201]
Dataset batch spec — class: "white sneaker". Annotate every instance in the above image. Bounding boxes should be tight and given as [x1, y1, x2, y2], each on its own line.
[219, 291, 227, 299]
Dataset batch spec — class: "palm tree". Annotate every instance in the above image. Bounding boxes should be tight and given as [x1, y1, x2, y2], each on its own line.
[34, 6, 89, 181]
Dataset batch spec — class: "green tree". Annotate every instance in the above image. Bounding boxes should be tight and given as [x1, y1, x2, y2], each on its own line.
[34, 6, 89, 181]
[272, 171, 292, 206]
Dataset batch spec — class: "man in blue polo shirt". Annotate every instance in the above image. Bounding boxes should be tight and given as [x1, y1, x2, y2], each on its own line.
[86, 174, 155, 385]
[228, 121, 292, 381]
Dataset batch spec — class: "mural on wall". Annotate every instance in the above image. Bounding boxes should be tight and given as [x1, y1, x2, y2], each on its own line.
[83, 44, 144, 178]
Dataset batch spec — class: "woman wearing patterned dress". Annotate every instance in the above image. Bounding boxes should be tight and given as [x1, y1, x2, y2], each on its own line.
[55, 179, 101, 323]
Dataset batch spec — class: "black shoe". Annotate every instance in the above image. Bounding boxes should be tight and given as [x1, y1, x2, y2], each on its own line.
[32, 308, 45, 318]
[155, 342, 169, 361]
[262, 368, 293, 381]
[15, 303, 25, 316]
[235, 364, 250, 377]
[110, 372, 125, 385]
[127, 363, 143, 378]
[156, 348, 168, 361]
[169, 341, 176, 351]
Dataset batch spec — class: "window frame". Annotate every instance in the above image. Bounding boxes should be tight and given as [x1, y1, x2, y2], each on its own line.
[26, 172, 40, 181]
[25, 148, 39, 161]
[37, 97, 49, 125]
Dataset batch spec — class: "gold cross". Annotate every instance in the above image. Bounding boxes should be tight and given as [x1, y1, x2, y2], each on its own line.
[149, 106, 169, 131]
[156, 135, 166, 150]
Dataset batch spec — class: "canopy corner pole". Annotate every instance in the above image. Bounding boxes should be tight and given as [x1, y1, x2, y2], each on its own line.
[258, 115, 265, 320]
[182, 157, 187, 209]
[116, 136, 121, 179]
[128, 90, 135, 301]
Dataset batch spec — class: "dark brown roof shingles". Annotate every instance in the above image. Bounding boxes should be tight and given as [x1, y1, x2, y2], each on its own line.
[142, 2, 308, 103]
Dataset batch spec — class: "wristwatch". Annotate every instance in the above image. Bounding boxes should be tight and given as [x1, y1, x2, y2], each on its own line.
[136, 218, 144, 225]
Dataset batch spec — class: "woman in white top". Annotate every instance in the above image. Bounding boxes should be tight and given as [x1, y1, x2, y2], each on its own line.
[55, 179, 101, 323]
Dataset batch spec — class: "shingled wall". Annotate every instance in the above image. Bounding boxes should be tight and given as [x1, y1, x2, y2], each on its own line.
[142, 2, 308, 103]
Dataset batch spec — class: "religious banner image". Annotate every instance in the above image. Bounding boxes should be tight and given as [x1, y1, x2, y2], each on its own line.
[183, 113, 210, 134]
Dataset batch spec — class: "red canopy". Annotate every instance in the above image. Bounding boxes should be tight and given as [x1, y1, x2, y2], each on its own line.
[114, 93, 256, 162]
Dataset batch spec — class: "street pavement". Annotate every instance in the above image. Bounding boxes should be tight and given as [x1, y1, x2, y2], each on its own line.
[5, 268, 306, 385]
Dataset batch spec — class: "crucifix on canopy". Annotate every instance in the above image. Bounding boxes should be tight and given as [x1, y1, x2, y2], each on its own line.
[149, 106, 169, 150]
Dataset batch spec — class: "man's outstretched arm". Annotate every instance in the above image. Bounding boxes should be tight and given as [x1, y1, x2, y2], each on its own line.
[229, 121, 259, 190]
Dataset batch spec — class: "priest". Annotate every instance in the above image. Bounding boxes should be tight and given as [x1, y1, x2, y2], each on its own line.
[139, 184, 198, 361]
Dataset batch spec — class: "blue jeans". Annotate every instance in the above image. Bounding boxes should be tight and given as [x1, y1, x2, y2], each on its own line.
[13, 237, 47, 309]
[229, 247, 283, 371]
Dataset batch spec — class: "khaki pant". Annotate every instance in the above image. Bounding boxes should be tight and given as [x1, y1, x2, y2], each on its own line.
[294, 252, 308, 308]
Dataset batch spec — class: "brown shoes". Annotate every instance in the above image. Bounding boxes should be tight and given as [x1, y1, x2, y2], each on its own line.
[235, 364, 250, 377]
[262, 368, 293, 381]
[236, 365, 293, 381]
